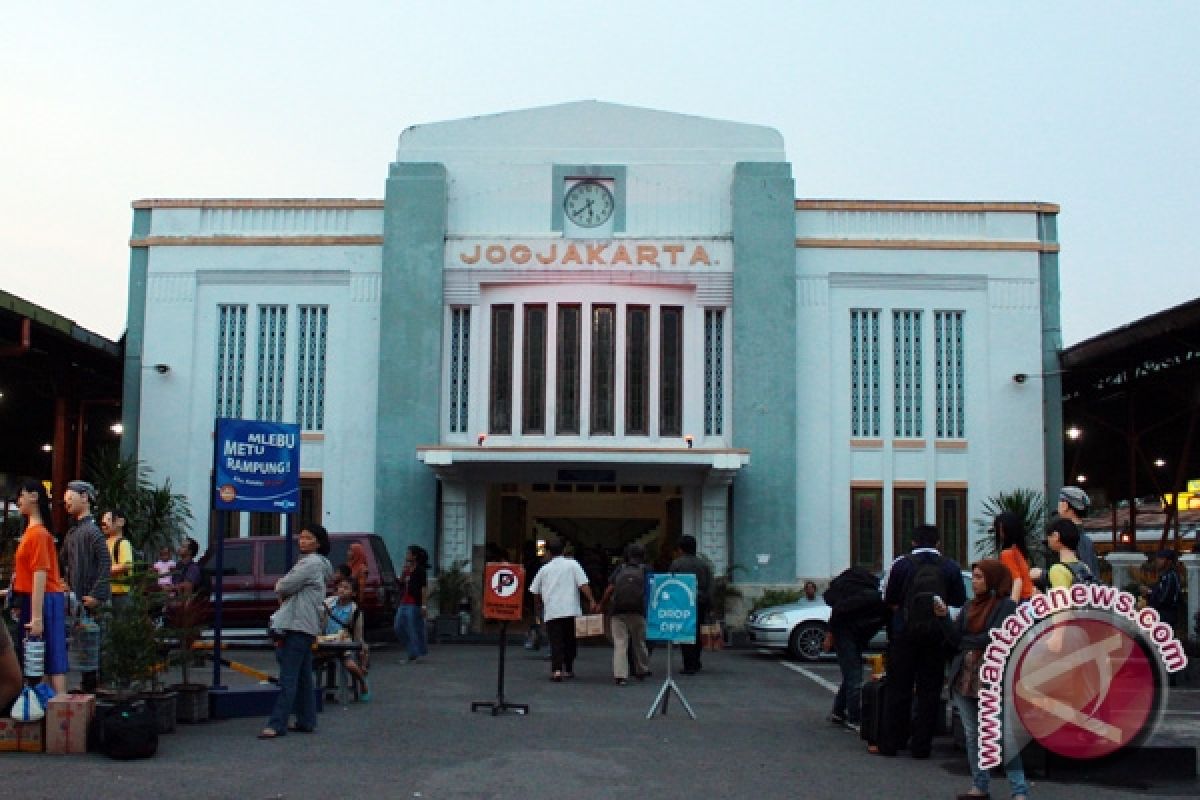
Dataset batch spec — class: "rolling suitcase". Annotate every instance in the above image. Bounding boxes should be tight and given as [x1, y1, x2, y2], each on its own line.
[859, 675, 887, 744]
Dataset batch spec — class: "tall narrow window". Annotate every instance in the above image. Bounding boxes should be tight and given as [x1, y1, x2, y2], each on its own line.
[660, 307, 683, 437]
[449, 307, 471, 433]
[255, 305, 287, 422]
[892, 487, 926, 555]
[295, 305, 328, 431]
[556, 304, 581, 434]
[625, 306, 649, 435]
[851, 488, 883, 571]
[893, 310, 922, 437]
[489, 306, 513, 435]
[704, 308, 725, 436]
[935, 311, 966, 438]
[850, 309, 881, 437]
[216, 304, 247, 418]
[590, 304, 616, 435]
[522, 305, 547, 434]
[937, 488, 967, 564]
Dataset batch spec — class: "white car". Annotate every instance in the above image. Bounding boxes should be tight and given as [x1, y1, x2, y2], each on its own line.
[746, 571, 973, 662]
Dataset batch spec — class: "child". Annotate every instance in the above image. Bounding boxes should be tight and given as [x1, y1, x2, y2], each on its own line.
[153, 547, 176, 588]
[321, 578, 370, 701]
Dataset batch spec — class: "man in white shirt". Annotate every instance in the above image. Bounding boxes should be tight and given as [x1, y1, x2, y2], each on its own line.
[528, 538, 597, 682]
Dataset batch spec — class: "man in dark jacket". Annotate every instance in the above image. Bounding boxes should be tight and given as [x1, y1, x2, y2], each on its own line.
[1143, 549, 1182, 628]
[61, 480, 111, 692]
[878, 524, 965, 758]
[824, 566, 887, 732]
[669, 535, 713, 675]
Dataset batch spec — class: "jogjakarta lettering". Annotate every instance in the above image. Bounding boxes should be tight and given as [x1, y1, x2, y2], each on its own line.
[457, 242, 714, 268]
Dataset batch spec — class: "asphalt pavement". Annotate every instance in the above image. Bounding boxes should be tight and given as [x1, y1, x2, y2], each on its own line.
[4, 641, 1198, 799]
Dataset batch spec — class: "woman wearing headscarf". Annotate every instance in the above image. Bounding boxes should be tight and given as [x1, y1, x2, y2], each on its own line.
[994, 512, 1033, 603]
[259, 523, 333, 739]
[393, 545, 429, 663]
[346, 542, 369, 605]
[11, 480, 68, 694]
[936, 559, 1029, 800]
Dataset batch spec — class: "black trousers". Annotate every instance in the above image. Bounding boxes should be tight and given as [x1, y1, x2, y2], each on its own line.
[680, 602, 711, 672]
[545, 617, 578, 673]
[880, 635, 946, 756]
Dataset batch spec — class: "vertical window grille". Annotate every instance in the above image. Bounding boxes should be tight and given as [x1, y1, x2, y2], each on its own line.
[850, 488, 883, 572]
[660, 306, 683, 437]
[893, 310, 922, 437]
[892, 487, 926, 555]
[625, 306, 649, 436]
[935, 311, 966, 438]
[295, 305, 328, 431]
[556, 305, 581, 435]
[590, 304, 616, 435]
[937, 488, 967, 563]
[255, 305, 287, 422]
[704, 308, 725, 436]
[850, 310, 880, 437]
[489, 305, 513, 435]
[449, 307, 471, 433]
[215, 304, 247, 418]
[522, 305, 547, 434]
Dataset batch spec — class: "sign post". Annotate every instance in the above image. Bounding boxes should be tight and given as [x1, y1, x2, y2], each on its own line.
[210, 418, 301, 689]
[471, 563, 529, 716]
[644, 572, 698, 719]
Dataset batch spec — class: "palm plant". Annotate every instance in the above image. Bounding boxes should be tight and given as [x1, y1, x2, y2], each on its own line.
[86, 444, 193, 559]
[973, 488, 1046, 566]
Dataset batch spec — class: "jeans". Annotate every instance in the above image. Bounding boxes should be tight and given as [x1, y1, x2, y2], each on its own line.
[610, 613, 649, 680]
[952, 687, 1029, 797]
[267, 631, 316, 733]
[393, 604, 428, 659]
[831, 630, 863, 723]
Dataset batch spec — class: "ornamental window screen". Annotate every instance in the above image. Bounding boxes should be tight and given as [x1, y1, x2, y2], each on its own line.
[295, 305, 328, 431]
[704, 308, 725, 436]
[893, 310, 922, 438]
[449, 307, 471, 433]
[935, 311, 966, 438]
[659, 307, 683, 437]
[850, 309, 881, 437]
[590, 304, 616, 436]
[625, 306, 650, 436]
[489, 305, 514, 435]
[215, 304, 247, 418]
[556, 305, 581, 435]
[850, 487, 883, 572]
[522, 305, 547, 434]
[255, 305, 287, 422]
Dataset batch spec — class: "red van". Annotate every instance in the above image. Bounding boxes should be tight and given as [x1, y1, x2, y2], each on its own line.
[199, 533, 398, 633]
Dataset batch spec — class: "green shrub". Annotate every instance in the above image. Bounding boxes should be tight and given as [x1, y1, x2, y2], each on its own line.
[750, 588, 805, 613]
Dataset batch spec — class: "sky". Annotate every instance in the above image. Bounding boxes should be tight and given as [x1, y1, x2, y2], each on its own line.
[2, 2, 1197, 346]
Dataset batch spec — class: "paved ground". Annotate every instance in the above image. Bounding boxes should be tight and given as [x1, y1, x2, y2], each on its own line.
[4, 642, 1198, 799]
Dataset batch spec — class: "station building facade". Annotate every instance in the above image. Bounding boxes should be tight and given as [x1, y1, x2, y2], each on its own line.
[122, 101, 1063, 593]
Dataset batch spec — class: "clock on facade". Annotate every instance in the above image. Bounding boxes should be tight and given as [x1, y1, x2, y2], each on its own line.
[563, 180, 615, 229]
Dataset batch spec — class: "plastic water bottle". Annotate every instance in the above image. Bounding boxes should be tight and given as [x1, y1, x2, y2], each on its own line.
[71, 614, 101, 672]
[23, 638, 45, 678]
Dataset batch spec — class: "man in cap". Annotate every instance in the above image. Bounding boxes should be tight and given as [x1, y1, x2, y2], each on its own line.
[1142, 549, 1182, 628]
[1058, 486, 1100, 578]
[61, 480, 111, 692]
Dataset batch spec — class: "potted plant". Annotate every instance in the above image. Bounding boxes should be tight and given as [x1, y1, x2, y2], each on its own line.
[430, 560, 472, 641]
[161, 588, 209, 723]
[103, 569, 177, 734]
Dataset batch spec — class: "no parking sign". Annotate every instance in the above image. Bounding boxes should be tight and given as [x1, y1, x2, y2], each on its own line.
[483, 563, 525, 621]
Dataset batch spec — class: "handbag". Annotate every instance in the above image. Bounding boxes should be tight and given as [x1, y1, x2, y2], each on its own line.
[11, 686, 45, 722]
[94, 699, 158, 760]
[955, 649, 984, 698]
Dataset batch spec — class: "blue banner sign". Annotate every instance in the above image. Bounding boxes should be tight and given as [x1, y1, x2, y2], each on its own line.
[645, 572, 698, 643]
[212, 418, 301, 512]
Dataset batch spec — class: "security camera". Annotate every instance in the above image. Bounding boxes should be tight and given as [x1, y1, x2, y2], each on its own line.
[1012, 373, 1027, 384]
[154, 363, 170, 374]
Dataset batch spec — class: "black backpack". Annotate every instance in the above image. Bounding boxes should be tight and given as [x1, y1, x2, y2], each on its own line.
[611, 565, 646, 614]
[901, 554, 948, 641]
[1065, 561, 1097, 586]
[94, 699, 158, 760]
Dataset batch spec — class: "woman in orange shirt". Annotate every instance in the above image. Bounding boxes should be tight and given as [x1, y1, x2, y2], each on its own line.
[995, 511, 1034, 603]
[12, 480, 69, 693]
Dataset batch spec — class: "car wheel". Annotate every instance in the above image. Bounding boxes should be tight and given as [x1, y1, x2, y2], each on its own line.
[788, 621, 826, 661]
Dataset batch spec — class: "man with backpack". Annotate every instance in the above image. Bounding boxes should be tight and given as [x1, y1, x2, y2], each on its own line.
[599, 543, 651, 686]
[1046, 518, 1094, 588]
[823, 566, 888, 732]
[877, 524, 966, 758]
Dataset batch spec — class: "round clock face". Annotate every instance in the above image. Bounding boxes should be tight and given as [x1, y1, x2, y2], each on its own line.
[563, 180, 614, 228]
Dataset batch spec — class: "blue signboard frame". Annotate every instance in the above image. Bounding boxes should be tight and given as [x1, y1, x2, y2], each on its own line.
[212, 418, 301, 513]
[645, 572, 698, 643]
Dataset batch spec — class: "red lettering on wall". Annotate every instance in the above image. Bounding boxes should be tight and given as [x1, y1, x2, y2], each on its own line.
[585, 243, 609, 265]
[562, 244, 583, 265]
[510, 245, 531, 265]
[460, 245, 481, 265]
[536, 244, 558, 265]
[485, 245, 506, 265]
[662, 244, 684, 266]
[611, 245, 632, 266]
[689, 245, 712, 266]
[636, 245, 658, 266]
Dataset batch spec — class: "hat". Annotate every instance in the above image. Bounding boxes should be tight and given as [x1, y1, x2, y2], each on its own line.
[1157, 548, 1178, 561]
[1059, 486, 1090, 513]
[66, 480, 97, 503]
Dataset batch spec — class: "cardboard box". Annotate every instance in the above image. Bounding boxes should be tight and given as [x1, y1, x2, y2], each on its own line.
[0, 717, 19, 752]
[574, 614, 605, 637]
[16, 719, 45, 753]
[46, 693, 95, 755]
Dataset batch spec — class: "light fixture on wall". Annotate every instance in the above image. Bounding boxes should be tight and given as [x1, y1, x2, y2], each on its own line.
[1012, 373, 1028, 384]
[684, 434, 694, 449]
[110, 422, 124, 435]
[1066, 426, 1082, 440]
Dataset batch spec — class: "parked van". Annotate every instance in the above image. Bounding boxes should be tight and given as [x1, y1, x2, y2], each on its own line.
[199, 533, 398, 633]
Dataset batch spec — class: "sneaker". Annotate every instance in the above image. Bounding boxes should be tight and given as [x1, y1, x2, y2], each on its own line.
[828, 713, 846, 726]
[614, 678, 628, 686]
[844, 720, 861, 734]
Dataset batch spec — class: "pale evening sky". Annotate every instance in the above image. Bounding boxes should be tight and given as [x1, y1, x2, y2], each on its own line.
[2, 2, 1196, 347]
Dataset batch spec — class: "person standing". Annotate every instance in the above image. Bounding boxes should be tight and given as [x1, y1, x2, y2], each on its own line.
[1057, 486, 1100, 578]
[669, 534, 713, 675]
[61, 479, 110, 693]
[346, 542, 369, 606]
[995, 512, 1034, 602]
[599, 543, 651, 686]
[878, 524, 966, 758]
[823, 565, 888, 732]
[102, 508, 135, 611]
[12, 480, 69, 695]
[394, 545, 430, 663]
[528, 537, 597, 682]
[1046, 518, 1092, 588]
[259, 523, 332, 739]
[1142, 549, 1182, 627]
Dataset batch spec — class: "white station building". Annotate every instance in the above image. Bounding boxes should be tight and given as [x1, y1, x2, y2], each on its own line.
[122, 101, 1064, 593]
